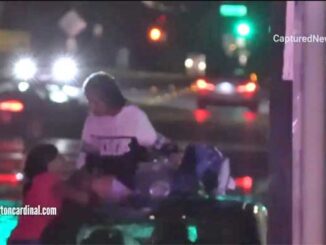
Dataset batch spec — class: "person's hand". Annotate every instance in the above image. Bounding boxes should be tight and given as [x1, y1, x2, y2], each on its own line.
[91, 176, 114, 200]
[91, 176, 132, 203]
[53, 181, 90, 205]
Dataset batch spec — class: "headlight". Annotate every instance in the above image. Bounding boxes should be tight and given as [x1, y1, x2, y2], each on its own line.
[217, 82, 235, 94]
[18, 82, 30, 92]
[49, 90, 69, 103]
[62, 85, 81, 97]
[13, 58, 37, 80]
[52, 57, 78, 82]
[198, 61, 206, 71]
[184, 58, 194, 68]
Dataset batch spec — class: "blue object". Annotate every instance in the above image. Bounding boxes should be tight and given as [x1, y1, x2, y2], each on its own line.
[172, 144, 226, 195]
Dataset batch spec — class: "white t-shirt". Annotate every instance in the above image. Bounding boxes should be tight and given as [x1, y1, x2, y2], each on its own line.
[77, 105, 157, 168]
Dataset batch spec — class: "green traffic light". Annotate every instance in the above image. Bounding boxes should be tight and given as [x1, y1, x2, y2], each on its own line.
[237, 23, 250, 36]
[220, 4, 247, 17]
[235, 22, 252, 37]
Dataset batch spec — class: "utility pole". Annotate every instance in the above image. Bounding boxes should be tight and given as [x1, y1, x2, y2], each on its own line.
[268, 1, 292, 244]
[293, 1, 326, 244]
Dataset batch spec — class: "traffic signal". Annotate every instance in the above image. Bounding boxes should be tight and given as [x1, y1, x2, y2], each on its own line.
[147, 26, 166, 43]
[219, 4, 247, 17]
[234, 21, 252, 37]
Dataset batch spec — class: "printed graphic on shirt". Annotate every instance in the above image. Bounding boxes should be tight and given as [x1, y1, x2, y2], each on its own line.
[91, 135, 133, 156]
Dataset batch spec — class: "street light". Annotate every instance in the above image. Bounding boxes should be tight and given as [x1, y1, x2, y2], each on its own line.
[147, 26, 166, 43]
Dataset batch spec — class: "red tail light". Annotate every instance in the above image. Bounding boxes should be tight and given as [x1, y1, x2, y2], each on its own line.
[235, 176, 253, 193]
[195, 79, 215, 91]
[0, 173, 23, 185]
[0, 100, 24, 112]
[243, 111, 257, 122]
[237, 82, 257, 93]
[193, 109, 211, 124]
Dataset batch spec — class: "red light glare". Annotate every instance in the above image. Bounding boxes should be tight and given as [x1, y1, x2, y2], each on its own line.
[0, 100, 24, 112]
[196, 79, 208, 89]
[157, 15, 167, 24]
[196, 79, 215, 91]
[193, 109, 211, 124]
[0, 174, 21, 185]
[237, 82, 257, 94]
[245, 82, 257, 92]
[235, 176, 253, 192]
[243, 111, 257, 122]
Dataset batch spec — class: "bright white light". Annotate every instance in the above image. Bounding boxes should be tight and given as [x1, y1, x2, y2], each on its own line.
[253, 205, 259, 214]
[16, 172, 24, 181]
[237, 23, 250, 36]
[198, 61, 206, 71]
[18, 82, 30, 92]
[62, 85, 81, 97]
[262, 206, 268, 215]
[236, 37, 246, 48]
[52, 57, 78, 82]
[13, 58, 37, 80]
[49, 90, 69, 103]
[185, 58, 194, 68]
[46, 84, 60, 92]
[239, 54, 248, 66]
[217, 82, 234, 94]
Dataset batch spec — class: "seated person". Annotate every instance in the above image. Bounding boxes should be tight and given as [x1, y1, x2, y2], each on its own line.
[9, 144, 90, 244]
[77, 71, 158, 169]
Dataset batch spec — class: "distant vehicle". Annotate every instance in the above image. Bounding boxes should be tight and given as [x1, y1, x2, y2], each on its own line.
[0, 80, 87, 142]
[191, 74, 260, 112]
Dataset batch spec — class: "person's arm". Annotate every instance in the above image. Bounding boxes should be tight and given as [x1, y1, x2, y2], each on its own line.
[135, 108, 157, 147]
[215, 157, 232, 195]
[77, 116, 98, 169]
[52, 170, 92, 205]
[53, 182, 90, 205]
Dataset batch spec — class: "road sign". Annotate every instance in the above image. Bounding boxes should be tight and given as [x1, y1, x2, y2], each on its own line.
[58, 10, 87, 37]
[0, 30, 30, 53]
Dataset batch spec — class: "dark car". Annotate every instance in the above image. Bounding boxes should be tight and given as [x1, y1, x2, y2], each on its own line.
[191, 75, 260, 112]
[0, 80, 87, 143]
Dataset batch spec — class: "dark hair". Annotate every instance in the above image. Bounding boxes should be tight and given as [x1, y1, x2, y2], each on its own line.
[83, 72, 127, 109]
[23, 144, 58, 195]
